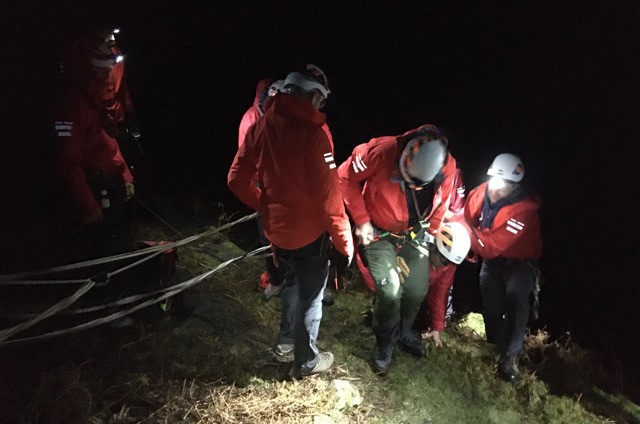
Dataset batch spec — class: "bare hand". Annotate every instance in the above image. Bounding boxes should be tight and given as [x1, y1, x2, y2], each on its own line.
[355, 222, 375, 246]
[422, 330, 443, 347]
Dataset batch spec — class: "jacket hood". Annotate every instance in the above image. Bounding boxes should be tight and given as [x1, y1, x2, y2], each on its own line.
[268, 93, 326, 127]
[63, 32, 103, 84]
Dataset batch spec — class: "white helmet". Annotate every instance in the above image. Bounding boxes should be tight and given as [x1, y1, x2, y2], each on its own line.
[435, 222, 471, 264]
[487, 153, 524, 183]
[399, 138, 447, 187]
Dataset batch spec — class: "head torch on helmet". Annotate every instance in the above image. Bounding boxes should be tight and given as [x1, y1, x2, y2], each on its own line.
[91, 40, 123, 69]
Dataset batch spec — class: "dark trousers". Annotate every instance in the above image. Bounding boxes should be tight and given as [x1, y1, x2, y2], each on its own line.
[256, 217, 285, 286]
[479, 260, 536, 357]
[275, 233, 330, 372]
[364, 239, 430, 347]
[84, 172, 132, 258]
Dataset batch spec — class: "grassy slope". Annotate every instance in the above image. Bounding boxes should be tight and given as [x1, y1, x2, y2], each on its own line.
[4, 218, 639, 423]
[115, 222, 639, 424]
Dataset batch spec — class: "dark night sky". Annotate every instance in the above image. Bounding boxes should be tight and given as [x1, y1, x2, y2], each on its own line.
[1, 1, 640, 362]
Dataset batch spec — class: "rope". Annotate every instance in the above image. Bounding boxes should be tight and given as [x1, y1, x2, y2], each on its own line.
[0, 212, 258, 284]
[0, 245, 269, 347]
[0, 278, 94, 286]
[0, 280, 96, 342]
[132, 194, 184, 237]
[2, 252, 276, 319]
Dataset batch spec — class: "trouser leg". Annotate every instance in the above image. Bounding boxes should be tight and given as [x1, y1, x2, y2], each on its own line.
[502, 263, 535, 357]
[397, 243, 430, 337]
[278, 266, 297, 346]
[479, 261, 505, 347]
[295, 253, 328, 371]
[276, 234, 330, 371]
[364, 240, 402, 346]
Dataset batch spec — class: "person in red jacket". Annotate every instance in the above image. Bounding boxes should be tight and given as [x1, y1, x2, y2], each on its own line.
[53, 31, 134, 258]
[237, 77, 277, 149]
[338, 124, 463, 374]
[237, 77, 286, 299]
[93, 28, 142, 164]
[238, 74, 337, 301]
[463, 153, 542, 382]
[228, 65, 353, 379]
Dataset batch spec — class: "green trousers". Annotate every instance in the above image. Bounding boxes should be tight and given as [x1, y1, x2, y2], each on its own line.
[363, 239, 430, 345]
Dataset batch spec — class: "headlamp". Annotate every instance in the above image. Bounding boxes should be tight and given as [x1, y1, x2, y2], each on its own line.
[91, 53, 124, 69]
[488, 176, 507, 190]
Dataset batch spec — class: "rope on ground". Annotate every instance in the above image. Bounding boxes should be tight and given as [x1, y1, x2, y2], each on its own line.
[2, 252, 274, 319]
[0, 245, 269, 347]
[0, 280, 96, 342]
[0, 212, 258, 284]
[0, 278, 95, 286]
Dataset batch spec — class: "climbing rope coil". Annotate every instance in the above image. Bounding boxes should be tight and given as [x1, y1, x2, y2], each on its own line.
[0, 212, 264, 346]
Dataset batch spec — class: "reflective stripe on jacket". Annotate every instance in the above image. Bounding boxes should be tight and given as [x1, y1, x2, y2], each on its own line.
[338, 132, 463, 234]
[464, 182, 542, 260]
[54, 84, 133, 219]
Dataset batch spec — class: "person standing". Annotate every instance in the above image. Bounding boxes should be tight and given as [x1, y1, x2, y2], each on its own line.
[463, 153, 542, 382]
[237, 74, 338, 301]
[338, 124, 462, 374]
[237, 77, 287, 299]
[228, 65, 353, 378]
[53, 31, 134, 258]
[93, 28, 142, 165]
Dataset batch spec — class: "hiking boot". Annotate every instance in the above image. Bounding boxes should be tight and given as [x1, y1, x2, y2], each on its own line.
[398, 332, 426, 357]
[372, 343, 394, 375]
[498, 355, 520, 383]
[289, 351, 334, 379]
[273, 343, 294, 363]
[263, 282, 283, 300]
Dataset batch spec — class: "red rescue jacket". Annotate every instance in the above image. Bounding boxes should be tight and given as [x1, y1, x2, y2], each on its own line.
[53, 84, 133, 220]
[54, 34, 133, 220]
[227, 93, 353, 257]
[338, 129, 464, 234]
[95, 46, 134, 124]
[464, 182, 542, 260]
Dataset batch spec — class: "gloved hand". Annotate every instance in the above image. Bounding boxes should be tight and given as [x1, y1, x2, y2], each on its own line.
[422, 330, 443, 347]
[125, 182, 135, 200]
[355, 221, 375, 246]
[396, 256, 410, 284]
